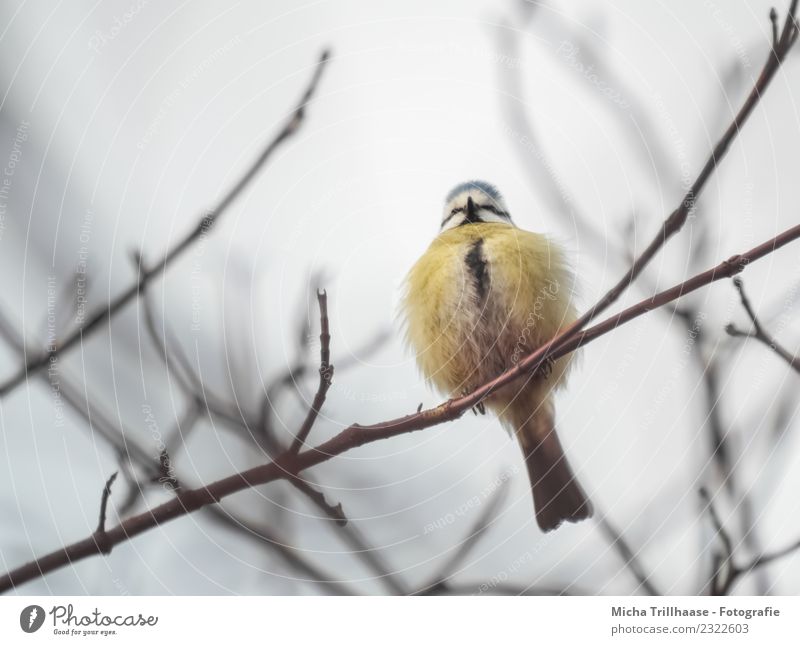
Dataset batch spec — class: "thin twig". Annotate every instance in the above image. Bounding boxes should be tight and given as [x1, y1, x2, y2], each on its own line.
[260, 326, 388, 435]
[138, 262, 257, 429]
[703, 487, 800, 594]
[142, 287, 406, 590]
[0, 306, 352, 593]
[771, 7, 781, 48]
[286, 474, 347, 526]
[700, 488, 734, 595]
[493, 9, 613, 256]
[289, 290, 333, 455]
[512, 1, 799, 381]
[0, 49, 331, 397]
[726, 277, 800, 373]
[3, 222, 799, 592]
[668, 293, 767, 591]
[501, 4, 724, 595]
[415, 477, 510, 593]
[93, 472, 118, 554]
[597, 513, 660, 595]
[95, 472, 118, 536]
[2, 6, 797, 593]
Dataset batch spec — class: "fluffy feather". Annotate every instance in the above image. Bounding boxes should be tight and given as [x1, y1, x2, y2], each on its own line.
[402, 198, 592, 531]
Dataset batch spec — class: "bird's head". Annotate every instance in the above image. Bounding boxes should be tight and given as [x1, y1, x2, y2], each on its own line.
[440, 180, 512, 231]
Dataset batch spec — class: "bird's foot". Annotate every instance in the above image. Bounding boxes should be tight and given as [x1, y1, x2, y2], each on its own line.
[462, 389, 487, 416]
[539, 356, 554, 379]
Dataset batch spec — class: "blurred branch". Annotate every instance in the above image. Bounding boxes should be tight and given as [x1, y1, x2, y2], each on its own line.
[505, 2, 796, 596]
[139, 273, 409, 593]
[1, 4, 797, 595]
[0, 303, 353, 594]
[257, 273, 324, 435]
[3, 220, 800, 592]
[565, 0, 798, 337]
[702, 488, 800, 594]
[597, 513, 660, 595]
[668, 305, 767, 592]
[415, 477, 510, 593]
[726, 277, 800, 374]
[428, 582, 579, 596]
[492, 8, 612, 256]
[0, 49, 331, 398]
[138, 273, 255, 430]
[700, 487, 734, 595]
[258, 273, 388, 439]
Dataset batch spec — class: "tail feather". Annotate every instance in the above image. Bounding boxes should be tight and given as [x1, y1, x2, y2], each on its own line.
[517, 408, 592, 532]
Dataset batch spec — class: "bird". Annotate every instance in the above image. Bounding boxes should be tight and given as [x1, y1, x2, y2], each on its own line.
[401, 180, 592, 532]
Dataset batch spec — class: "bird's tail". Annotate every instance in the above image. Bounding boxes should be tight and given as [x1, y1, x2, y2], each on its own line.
[512, 399, 593, 532]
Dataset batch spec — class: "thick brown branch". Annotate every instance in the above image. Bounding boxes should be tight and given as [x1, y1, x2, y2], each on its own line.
[507, 1, 799, 380]
[577, 0, 797, 327]
[1, 4, 797, 594]
[3, 223, 799, 593]
[0, 306, 352, 593]
[0, 49, 331, 398]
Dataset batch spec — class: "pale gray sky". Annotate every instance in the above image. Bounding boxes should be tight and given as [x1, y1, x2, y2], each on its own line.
[0, 0, 799, 594]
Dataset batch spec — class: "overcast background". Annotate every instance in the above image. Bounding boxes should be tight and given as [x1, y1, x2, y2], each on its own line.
[1, 0, 799, 595]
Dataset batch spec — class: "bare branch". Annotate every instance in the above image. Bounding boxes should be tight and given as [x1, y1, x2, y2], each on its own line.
[726, 278, 800, 373]
[0, 49, 331, 398]
[415, 476, 510, 593]
[1, 4, 798, 594]
[597, 513, 660, 595]
[3, 221, 799, 592]
[290, 290, 333, 454]
[573, 1, 798, 332]
[95, 472, 118, 536]
[703, 487, 800, 594]
[771, 7, 781, 48]
[285, 475, 347, 527]
[0, 304, 351, 593]
[503, 1, 800, 385]
[93, 472, 118, 555]
[700, 488, 734, 595]
[428, 582, 581, 596]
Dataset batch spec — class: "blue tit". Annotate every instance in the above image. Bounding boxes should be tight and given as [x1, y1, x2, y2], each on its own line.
[402, 180, 592, 531]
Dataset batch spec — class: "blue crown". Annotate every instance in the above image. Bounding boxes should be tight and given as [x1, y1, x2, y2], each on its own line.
[444, 180, 502, 204]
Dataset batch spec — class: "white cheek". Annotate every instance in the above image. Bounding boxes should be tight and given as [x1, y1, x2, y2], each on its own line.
[440, 216, 464, 232]
[478, 212, 510, 225]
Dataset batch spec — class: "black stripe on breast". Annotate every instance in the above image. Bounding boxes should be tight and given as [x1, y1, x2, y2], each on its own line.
[465, 238, 488, 303]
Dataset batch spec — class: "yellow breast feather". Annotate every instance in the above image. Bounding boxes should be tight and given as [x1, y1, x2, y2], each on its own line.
[402, 223, 576, 398]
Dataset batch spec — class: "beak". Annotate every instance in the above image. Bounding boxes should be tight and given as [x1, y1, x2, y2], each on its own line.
[466, 196, 477, 222]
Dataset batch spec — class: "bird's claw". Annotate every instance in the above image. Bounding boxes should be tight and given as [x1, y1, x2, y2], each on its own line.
[462, 388, 486, 416]
[540, 356, 554, 379]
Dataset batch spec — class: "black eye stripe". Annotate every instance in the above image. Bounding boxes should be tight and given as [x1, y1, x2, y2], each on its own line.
[479, 204, 510, 218]
[441, 206, 465, 226]
[440, 203, 510, 228]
